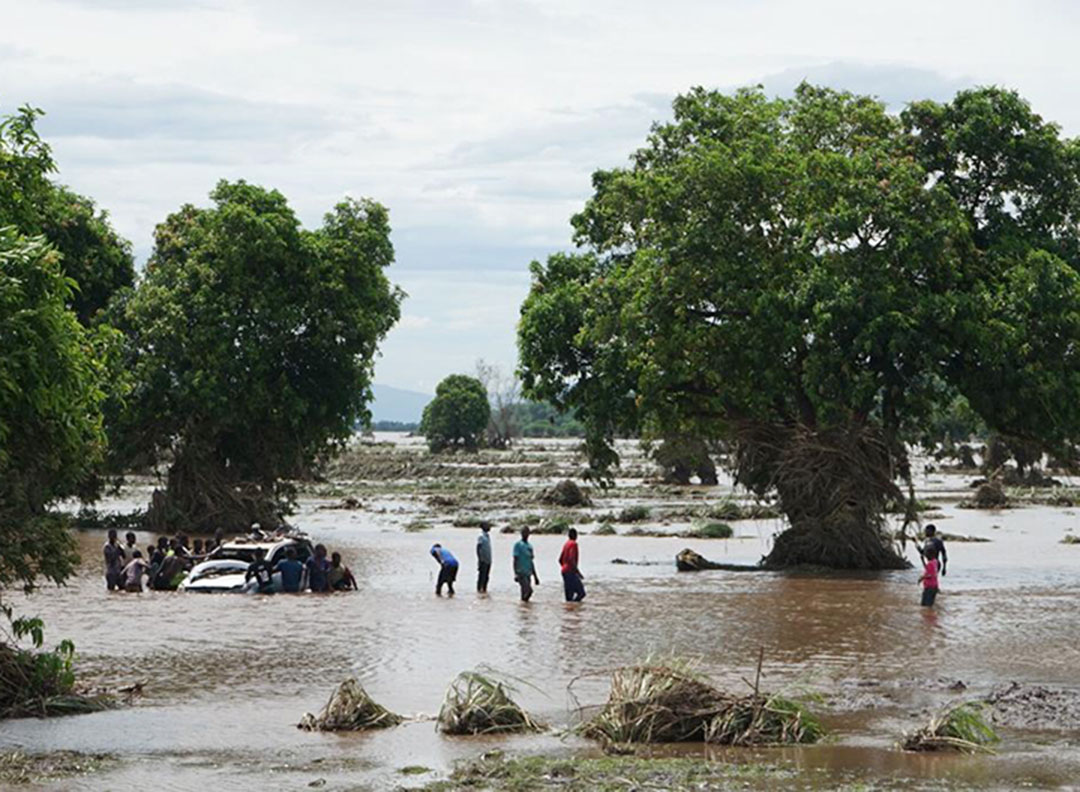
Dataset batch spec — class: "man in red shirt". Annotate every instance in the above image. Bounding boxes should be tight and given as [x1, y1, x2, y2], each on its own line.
[558, 528, 586, 602]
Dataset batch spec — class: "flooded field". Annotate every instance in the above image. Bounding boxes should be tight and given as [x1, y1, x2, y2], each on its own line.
[2, 435, 1079, 790]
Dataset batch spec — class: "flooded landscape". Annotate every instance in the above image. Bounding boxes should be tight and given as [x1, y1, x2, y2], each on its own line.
[2, 435, 1079, 790]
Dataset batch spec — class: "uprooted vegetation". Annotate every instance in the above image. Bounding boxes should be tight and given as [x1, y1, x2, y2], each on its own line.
[437, 671, 542, 735]
[538, 479, 591, 507]
[578, 660, 822, 747]
[297, 678, 402, 731]
[901, 702, 998, 753]
[0, 618, 113, 720]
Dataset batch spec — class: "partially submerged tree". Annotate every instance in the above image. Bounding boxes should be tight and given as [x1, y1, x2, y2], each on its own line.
[519, 85, 1080, 569]
[420, 374, 491, 452]
[0, 228, 109, 601]
[113, 181, 402, 532]
[0, 106, 133, 325]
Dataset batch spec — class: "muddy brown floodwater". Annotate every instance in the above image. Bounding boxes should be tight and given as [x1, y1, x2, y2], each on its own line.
[1, 436, 1079, 790]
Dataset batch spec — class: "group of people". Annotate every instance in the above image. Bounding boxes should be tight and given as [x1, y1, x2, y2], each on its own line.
[103, 529, 223, 592]
[243, 544, 357, 594]
[430, 525, 586, 603]
[103, 528, 358, 594]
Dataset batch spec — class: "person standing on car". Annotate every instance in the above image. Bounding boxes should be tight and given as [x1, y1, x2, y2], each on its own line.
[430, 543, 459, 596]
[306, 544, 331, 593]
[476, 524, 492, 593]
[246, 547, 275, 594]
[274, 546, 305, 593]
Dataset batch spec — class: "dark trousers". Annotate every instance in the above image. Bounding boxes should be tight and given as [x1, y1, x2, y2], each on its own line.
[437, 563, 458, 595]
[477, 561, 491, 592]
[106, 570, 121, 591]
[562, 571, 586, 602]
[516, 574, 533, 602]
[921, 586, 938, 607]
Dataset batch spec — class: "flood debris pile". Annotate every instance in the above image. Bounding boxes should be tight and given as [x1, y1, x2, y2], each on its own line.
[538, 479, 591, 507]
[0, 643, 112, 720]
[961, 480, 1009, 509]
[297, 678, 402, 732]
[437, 672, 542, 735]
[580, 663, 822, 747]
[734, 422, 908, 570]
[902, 703, 998, 753]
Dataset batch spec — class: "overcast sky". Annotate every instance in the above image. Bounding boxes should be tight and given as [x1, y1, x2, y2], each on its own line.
[3, 0, 1077, 393]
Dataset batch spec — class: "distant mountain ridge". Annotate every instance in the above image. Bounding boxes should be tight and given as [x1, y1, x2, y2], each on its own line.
[369, 383, 432, 424]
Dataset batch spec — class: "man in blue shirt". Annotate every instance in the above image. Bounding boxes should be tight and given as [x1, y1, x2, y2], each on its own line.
[431, 543, 459, 596]
[274, 546, 305, 593]
[512, 527, 540, 602]
[476, 525, 492, 593]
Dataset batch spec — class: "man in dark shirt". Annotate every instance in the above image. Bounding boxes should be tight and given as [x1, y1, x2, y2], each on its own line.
[103, 529, 125, 591]
[274, 547, 305, 593]
[919, 524, 948, 576]
[245, 548, 275, 593]
[306, 544, 331, 593]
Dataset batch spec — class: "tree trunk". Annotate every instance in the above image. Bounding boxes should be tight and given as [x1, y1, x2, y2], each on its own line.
[734, 421, 908, 570]
[145, 446, 287, 535]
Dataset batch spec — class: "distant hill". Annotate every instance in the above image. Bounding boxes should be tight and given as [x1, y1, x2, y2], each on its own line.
[369, 383, 432, 424]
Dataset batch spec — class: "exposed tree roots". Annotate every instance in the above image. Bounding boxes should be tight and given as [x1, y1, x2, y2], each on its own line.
[733, 422, 908, 570]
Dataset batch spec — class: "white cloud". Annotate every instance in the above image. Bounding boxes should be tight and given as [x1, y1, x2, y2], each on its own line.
[2, 0, 1078, 387]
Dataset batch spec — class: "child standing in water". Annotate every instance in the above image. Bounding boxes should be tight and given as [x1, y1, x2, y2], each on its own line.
[919, 546, 940, 607]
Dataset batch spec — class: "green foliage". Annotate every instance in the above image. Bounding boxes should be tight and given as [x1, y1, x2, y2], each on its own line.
[112, 180, 402, 530]
[616, 505, 651, 523]
[518, 84, 1080, 567]
[420, 374, 491, 452]
[690, 522, 733, 539]
[903, 702, 999, 753]
[0, 106, 133, 324]
[0, 229, 110, 599]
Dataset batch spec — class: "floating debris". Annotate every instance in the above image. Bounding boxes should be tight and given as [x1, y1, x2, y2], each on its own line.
[297, 678, 402, 731]
[437, 671, 541, 735]
[902, 702, 998, 753]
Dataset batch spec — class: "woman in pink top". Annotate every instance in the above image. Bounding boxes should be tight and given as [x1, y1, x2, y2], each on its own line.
[919, 546, 940, 607]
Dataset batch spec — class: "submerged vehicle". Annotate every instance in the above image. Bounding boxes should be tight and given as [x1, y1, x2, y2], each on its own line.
[179, 534, 314, 593]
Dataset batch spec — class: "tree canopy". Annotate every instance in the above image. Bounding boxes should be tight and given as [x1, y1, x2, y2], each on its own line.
[0, 106, 133, 324]
[0, 228, 108, 600]
[420, 374, 491, 452]
[112, 180, 402, 531]
[519, 84, 1080, 568]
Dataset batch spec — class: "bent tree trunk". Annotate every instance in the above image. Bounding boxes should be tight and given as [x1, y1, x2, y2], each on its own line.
[734, 422, 908, 570]
[145, 445, 288, 534]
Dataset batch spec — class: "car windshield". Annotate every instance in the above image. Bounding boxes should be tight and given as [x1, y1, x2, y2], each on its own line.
[190, 563, 247, 581]
[214, 547, 260, 563]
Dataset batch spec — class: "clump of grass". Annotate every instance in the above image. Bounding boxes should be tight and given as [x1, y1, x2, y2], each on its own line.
[707, 694, 823, 745]
[404, 520, 432, 532]
[437, 671, 541, 735]
[686, 522, 733, 539]
[1061, 534, 1080, 545]
[593, 522, 617, 536]
[580, 658, 823, 747]
[902, 702, 999, 753]
[617, 505, 651, 523]
[298, 678, 402, 731]
[705, 500, 743, 521]
[581, 662, 729, 744]
[533, 517, 569, 535]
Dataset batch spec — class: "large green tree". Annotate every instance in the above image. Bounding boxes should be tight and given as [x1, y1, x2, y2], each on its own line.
[420, 374, 491, 452]
[113, 180, 402, 532]
[519, 84, 1080, 569]
[0, 228, 110, 600]
[0, 106, 134, 324]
